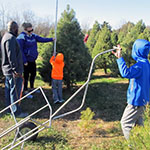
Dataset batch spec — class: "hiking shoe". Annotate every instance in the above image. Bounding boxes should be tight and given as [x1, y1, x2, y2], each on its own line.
[54, 100, 60, 104]
[16, 112, 28, 118]
[24, 90, 33, 99]
[27, 94, 33, 99]
[35, 90, 40, 93]
[24, 90, 28, 95]
[59, 99, 65, 103]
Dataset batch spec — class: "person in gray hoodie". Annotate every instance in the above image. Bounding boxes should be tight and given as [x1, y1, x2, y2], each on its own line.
[1, 21, 28, 117]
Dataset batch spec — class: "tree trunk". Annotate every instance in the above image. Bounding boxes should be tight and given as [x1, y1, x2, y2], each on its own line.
[66, 76, 71, 91]
[104, 67, 107, 74]
[103, 61, 107, 74]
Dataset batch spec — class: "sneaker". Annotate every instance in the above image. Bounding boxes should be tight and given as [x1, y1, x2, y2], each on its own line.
[24, 90, 28, 95]
[54, 100, 60, 104]
[16, 112, 28, 118]
[27, 94, 33, 99]
[35, 89, 40, 93]
[59, 99, 65, 103]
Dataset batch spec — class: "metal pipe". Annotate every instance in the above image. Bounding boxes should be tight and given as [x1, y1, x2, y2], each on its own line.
[52, 48, 116, 119]
[53, 0, 58, 56]
[0, 48, 116, 149]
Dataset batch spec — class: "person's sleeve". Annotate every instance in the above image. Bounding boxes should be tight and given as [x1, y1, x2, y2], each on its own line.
[149, 65, 150, 101]
[17, 35, 27, 64]
[6, 38, 18, 73]
[50, 56, 55, 64]
[117, 57, 142, 79]
[35, 34, 53, 43]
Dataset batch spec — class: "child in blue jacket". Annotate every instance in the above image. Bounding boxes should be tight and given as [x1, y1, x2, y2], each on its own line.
[113, 39, 150, 140]
[17, 23, 54, 96]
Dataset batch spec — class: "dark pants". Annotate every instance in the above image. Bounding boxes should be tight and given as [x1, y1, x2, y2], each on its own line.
[5, 76, 22, 115]
[24, 61, 36, 91]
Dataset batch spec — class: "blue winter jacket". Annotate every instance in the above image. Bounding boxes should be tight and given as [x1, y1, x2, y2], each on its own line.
[117, 39, 150, 106]
[17, 32, 53, 63]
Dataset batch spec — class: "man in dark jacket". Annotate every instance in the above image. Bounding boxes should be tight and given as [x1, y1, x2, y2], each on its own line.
[1, 21, 28, 117]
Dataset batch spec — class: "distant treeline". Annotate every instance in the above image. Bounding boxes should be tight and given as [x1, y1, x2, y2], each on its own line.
[86, 20, 150, 75]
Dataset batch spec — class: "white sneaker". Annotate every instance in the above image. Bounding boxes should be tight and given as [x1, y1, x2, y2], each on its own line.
[54, 100, 59, 104]
[59, 99, 65, 103]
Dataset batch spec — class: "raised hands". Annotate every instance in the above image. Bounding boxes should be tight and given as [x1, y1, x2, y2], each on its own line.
[112, 44, 122, 58]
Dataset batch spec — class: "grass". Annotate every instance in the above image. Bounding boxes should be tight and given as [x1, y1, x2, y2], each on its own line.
[0, 68, 138, 150]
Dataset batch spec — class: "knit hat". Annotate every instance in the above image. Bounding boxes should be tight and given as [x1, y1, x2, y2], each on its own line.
[22, 22, 32, 30]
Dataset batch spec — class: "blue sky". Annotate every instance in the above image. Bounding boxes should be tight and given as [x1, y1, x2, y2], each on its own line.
[0, 0, 150, 29]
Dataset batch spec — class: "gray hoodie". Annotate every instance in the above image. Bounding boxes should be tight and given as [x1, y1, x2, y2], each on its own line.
[1, 32, 23, 76]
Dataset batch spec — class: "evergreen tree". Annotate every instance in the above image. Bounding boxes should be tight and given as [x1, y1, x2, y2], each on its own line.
[56, 5, 91, 89]
[101, 21, 111, 31]
[138, 27, 150, 41]
[117, 22, 134, 43]
[121, 20, 146, 67]
[92, 24, 112, 74]
[111, 31, 118, 46]
[107, 31, 119, 76]
[86, 21, 100, 55]
[39, 5, 92, 89]
[38, 43, 53, 84]
[38, 28, 54, 84]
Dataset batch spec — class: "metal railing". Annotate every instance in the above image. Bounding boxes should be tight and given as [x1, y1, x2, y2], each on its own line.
[0, 48, 116, 149]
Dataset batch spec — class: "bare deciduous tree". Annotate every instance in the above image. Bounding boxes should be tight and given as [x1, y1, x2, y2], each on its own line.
[0, 4, 53, 36]
[0, 4, 7, 31]
[22, 10, 36, 25]
[34, 17, 53, 36]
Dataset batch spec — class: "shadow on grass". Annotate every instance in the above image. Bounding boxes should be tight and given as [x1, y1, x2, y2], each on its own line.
[18, 81, 128, 122]
[91, 74, 114, 80]
[93, 125, 123, 138]
[34, 134, 68, 145]
[0, 75, 128, 122]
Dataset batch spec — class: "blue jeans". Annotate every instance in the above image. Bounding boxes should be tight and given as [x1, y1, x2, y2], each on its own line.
[5, 76, 23, 115]
[52, 79, 62, 101]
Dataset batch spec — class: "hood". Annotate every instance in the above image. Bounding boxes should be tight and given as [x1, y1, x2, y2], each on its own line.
[55, 53, 64, 64]
[132, 39, 150, 61]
